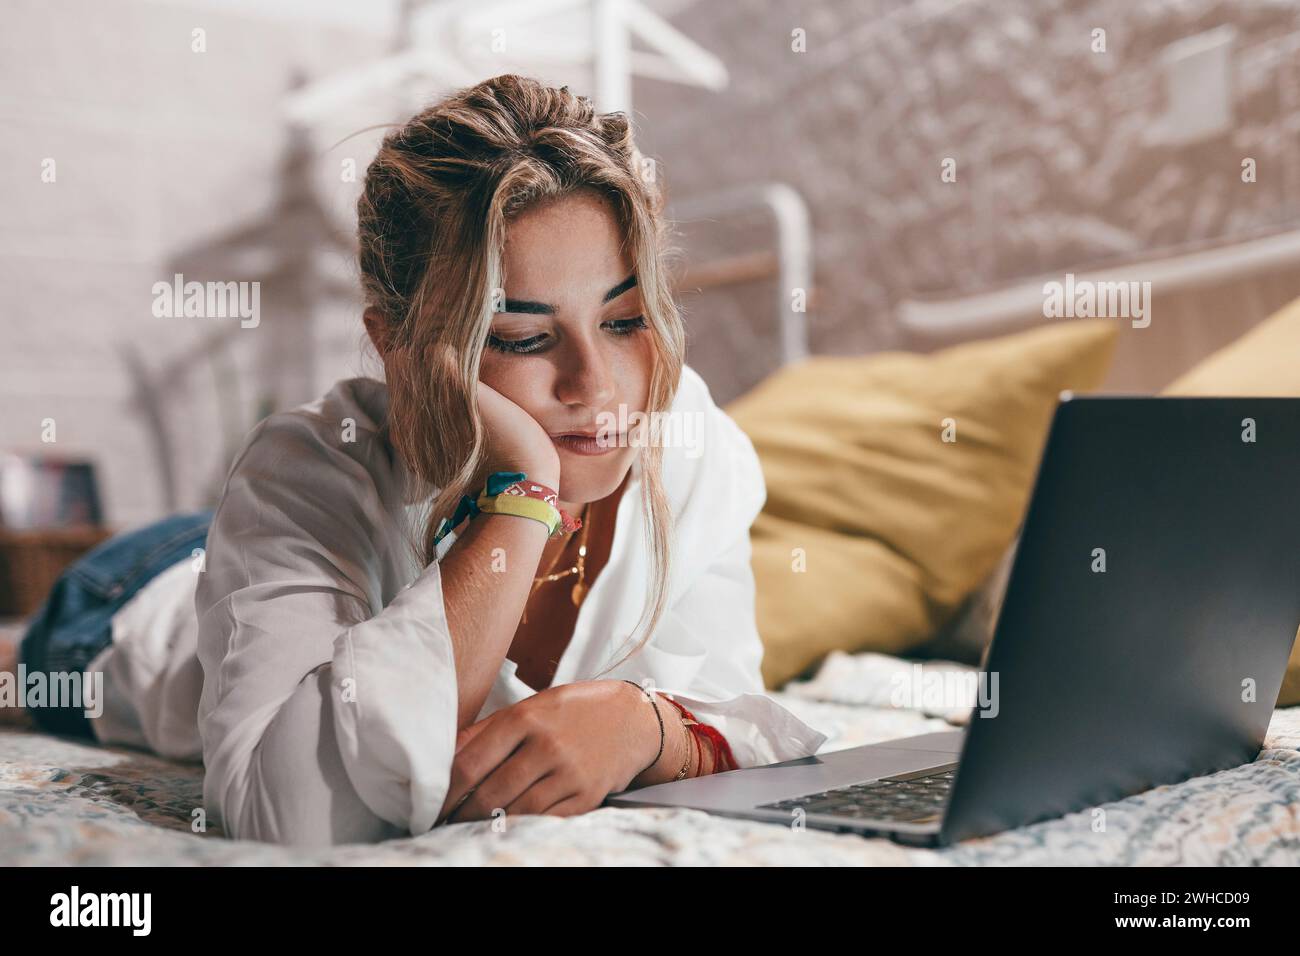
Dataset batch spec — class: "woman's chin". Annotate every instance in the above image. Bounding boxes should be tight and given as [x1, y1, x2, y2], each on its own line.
[554, 448, 634, 505]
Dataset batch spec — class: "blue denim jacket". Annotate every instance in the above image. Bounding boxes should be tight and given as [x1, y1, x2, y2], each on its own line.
[19, 510, 213, 737]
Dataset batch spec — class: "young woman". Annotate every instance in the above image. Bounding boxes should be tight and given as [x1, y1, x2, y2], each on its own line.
[2, 74, 826, 847]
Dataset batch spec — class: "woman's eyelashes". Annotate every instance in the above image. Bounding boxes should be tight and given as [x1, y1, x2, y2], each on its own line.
[486, 316, 647, 354]
[605, 315, 647, 336]
[486, 331, 549, 354]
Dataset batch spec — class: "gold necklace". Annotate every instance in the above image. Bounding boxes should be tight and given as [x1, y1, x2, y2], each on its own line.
[521, 504, 591, 622]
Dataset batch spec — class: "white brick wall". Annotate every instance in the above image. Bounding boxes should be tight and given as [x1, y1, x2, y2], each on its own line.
[1, 0, 388, 529]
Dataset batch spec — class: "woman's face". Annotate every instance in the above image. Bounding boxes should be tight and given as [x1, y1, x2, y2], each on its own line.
[481, 190, 653, 507]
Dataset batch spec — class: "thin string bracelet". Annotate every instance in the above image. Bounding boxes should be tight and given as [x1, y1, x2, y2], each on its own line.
[622, 679, 664, 776]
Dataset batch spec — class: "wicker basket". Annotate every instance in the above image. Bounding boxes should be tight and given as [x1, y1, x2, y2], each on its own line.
[0, 525, 114, 618]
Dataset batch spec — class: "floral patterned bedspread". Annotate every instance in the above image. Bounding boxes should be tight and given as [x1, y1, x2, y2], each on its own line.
[3, 651, 1299, 865]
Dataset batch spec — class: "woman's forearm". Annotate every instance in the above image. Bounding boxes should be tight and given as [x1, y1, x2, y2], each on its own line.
[438, 510, 551, 729]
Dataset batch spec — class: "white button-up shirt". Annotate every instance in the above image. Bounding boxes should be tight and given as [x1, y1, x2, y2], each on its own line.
[96, 368, 826, 846]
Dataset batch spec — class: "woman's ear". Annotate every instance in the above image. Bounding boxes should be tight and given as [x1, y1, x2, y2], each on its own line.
[363, 307, 391, 358]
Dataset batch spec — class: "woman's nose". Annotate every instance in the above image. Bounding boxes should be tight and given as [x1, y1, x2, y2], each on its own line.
[554, 340, 617, 410]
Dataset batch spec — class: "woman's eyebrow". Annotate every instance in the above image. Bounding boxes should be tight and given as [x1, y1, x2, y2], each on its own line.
[502, 273, 637, 314]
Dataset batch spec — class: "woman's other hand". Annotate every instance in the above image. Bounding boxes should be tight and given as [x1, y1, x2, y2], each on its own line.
[475, 379, 560, 487]
[437, 680, 665, 824]
[417, 341, 559, 487]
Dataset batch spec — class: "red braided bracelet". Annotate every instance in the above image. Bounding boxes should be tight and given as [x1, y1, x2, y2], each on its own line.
[662, 697, 739, 775]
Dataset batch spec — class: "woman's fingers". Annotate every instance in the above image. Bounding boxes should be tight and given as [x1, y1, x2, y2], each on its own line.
[449, 737, 555, 823]
[474, 379, 560, 482]
[439, 712, 531, 823]
[454, 709, 499, 755]
[541, 793, 600, 818]
[505, 772, 580, 818]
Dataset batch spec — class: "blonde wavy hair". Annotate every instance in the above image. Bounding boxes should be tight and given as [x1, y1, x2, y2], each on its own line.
[356, 74, 685, 669]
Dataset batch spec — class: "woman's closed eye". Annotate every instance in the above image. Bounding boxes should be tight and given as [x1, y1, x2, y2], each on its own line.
[486, 315, 647, 354]
[486, 331, 549, 354]
[604, 315, 647, 336]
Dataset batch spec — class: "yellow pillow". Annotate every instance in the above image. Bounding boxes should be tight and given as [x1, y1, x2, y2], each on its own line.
[728, 319, 1118, 687]
[1161, 295, 1300, 706]
[747, 513, 933, 685]
[1163, 295, 1300, 397]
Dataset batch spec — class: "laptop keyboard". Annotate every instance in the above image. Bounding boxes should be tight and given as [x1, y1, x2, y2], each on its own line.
[757, 763, 958, 824]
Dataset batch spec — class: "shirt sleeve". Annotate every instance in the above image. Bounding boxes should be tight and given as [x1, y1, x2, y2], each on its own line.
[195, 418, 459, 847]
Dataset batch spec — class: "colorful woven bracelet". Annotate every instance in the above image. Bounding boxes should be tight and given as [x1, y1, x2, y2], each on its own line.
[476, 492, 562, 535]
[432, 471, 581, 546]
[486, 475, 583, 536]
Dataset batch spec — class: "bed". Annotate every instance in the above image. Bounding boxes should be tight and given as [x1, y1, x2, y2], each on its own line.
[4, 648, 1299, 865]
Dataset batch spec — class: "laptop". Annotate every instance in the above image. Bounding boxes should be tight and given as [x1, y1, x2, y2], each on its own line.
[607, 394, 1300, 846]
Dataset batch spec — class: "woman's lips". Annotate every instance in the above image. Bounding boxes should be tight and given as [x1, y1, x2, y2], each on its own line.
[551, 433, 624, 456]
